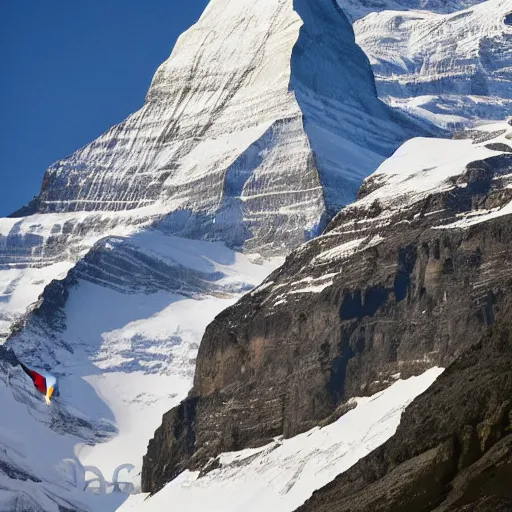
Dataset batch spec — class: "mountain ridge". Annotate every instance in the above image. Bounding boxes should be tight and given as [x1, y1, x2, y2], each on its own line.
[337, 0, 486, 21]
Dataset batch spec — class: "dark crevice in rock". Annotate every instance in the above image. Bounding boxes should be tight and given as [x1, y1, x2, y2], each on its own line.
[327, 339, 354, 403]
[339, 287, 390, 320]
[394, 245, 417, 301]
[485, 142, 512, 152]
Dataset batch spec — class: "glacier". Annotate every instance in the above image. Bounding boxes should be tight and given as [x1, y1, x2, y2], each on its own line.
[1, 234, 280, 511]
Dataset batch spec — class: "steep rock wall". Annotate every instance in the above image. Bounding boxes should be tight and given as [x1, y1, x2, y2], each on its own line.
[142, 122, 512, 492]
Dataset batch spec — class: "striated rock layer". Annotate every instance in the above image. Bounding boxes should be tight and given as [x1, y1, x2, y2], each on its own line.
[142, 121, 512, 493]
[24, 0, 425, 244]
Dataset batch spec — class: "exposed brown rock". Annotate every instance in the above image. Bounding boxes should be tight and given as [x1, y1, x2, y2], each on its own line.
[142, 149, 512, 494]
[296, 322, 512, 512]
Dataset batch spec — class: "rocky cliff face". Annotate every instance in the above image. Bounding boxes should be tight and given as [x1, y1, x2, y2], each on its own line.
[297, 320, 512, 512]
[350, 0, 512, 128]
[142, 120, 512, 493]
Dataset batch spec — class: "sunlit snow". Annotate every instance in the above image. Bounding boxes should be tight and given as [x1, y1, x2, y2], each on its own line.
[119, 368, 443, 512]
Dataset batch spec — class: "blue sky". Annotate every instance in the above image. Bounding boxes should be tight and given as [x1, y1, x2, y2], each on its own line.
[0, 0, 208, 216]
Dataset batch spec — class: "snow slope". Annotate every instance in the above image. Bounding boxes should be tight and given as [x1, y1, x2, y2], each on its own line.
[3, 233, 280, 511]
[0, 358, 121, 511]
[0, 205, 166, 342]
[344, 120, 512, 214]
[351, 0, 512, 128]
[118, 368, 443, 512]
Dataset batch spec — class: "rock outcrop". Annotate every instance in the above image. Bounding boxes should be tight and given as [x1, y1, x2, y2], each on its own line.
[296, 320, 512, 512]
[142, 121, 512, 493]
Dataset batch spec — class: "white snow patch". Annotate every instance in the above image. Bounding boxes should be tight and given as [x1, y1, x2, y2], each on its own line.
[435, 200, 512, 229]
[288, 281, 333, 294]
[312, 237, 367, 264]
[119, 367, 443, 512]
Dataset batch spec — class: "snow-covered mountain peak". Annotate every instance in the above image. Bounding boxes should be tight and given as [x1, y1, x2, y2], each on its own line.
[1, 0, 425, 339]
[32, 0, 427, 252]
[0, 0, 431, 341]
[0, 2, 435, 507]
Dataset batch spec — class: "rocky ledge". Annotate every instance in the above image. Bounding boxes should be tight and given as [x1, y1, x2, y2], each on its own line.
[142, 122, 512, 494]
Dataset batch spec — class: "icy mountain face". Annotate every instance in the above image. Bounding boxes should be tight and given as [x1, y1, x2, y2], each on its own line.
[2, 233, 280, 511]
[28, 0, 426, 249]
[351, 0, 512, 128]
[142, 120, 512, 493]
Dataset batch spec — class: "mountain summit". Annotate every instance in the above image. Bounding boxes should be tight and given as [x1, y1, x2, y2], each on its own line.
[14, 0, 429, 251]
[0, 0, 431, 342]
